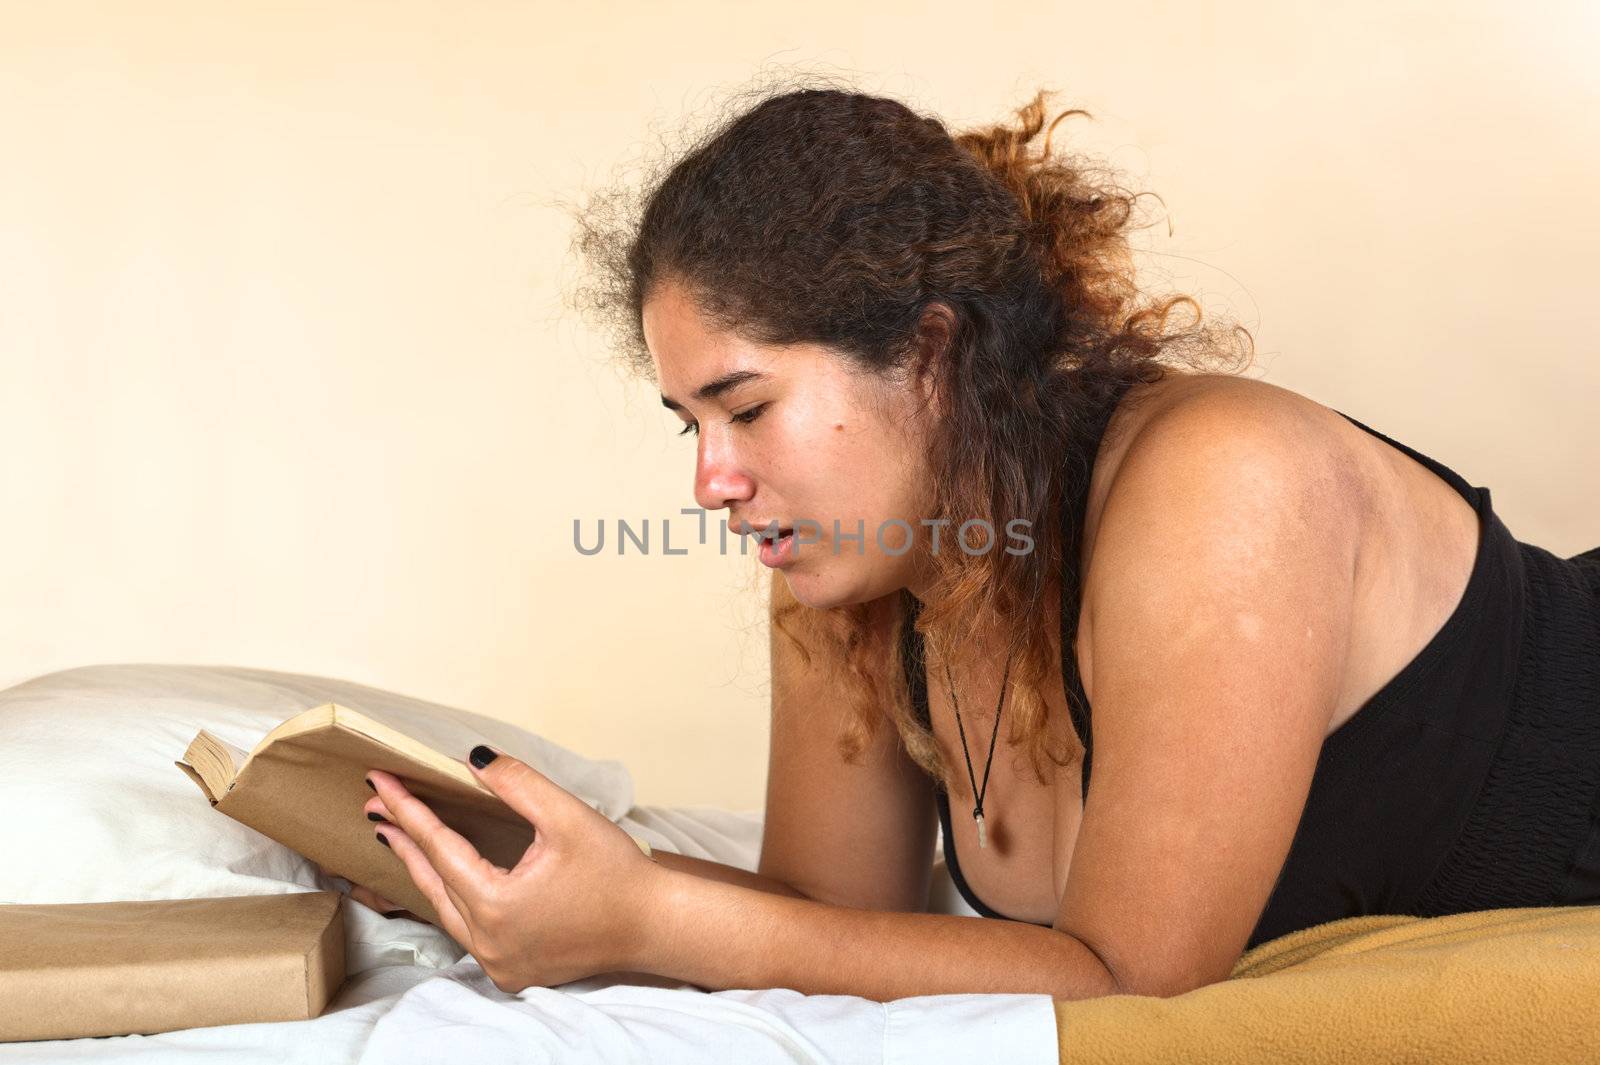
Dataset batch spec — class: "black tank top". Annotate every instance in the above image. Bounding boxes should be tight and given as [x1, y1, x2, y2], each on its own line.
[904, 386, 1600, 951]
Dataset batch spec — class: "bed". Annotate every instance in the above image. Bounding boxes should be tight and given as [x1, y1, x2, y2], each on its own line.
[3, 664, 1593, 1064]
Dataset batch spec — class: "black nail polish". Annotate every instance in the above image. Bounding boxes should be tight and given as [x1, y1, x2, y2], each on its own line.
[469, 745, 498, 769]
[375, 832, 391, 848]
[366, 778, 376, 792]
[366, 812, 387, 823]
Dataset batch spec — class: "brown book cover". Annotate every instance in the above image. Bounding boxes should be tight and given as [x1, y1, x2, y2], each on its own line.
[175, 702, 653, 926]
[0, 891, 345, 1042]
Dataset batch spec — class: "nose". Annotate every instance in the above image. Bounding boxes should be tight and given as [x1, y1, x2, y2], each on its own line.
[692, 433, 755, 515]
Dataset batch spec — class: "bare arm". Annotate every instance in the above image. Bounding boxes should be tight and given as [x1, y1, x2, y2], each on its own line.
[613, 574, 1115, 1001]
[625, 866, 1118, 1001]
[758, 574, 938, 912]
[350, 849, 808, 918]
[637, 571, 930, 906]
[363, 739, 1107, 997]
[648, 850, 807, 899]
[1054, 395, 1360, 996]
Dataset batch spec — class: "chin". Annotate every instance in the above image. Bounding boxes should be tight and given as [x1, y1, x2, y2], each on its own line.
[779, 556, 900, 610]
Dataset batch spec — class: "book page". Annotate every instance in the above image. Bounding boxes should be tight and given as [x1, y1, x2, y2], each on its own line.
[175, 729, 251, 804]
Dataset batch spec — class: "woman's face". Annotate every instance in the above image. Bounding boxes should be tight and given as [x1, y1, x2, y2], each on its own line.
[643, 279, 936, 609]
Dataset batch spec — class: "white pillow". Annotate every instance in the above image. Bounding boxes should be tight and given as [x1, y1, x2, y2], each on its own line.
[0, 663, 637, 973]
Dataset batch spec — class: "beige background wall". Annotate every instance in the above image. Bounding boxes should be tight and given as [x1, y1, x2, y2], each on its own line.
[3, 2, 1596, 808]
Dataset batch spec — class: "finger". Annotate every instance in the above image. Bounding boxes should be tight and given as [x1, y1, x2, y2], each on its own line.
[373, 824, 474, 944]
[363, 797, 394, 823]
[351, 885, 420, 921]
[367, 769, 499, 914]
[371, 823, 468, 918]
[350, 884, 401, 913]
[465, 745, 566, 835]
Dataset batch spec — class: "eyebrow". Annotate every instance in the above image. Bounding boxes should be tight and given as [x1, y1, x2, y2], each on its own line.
[659, 369, 769, 412]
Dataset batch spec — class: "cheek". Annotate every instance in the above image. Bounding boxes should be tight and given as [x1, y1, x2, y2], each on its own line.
[761, 408, 846, 479]
[826, 448, 920, 527]
[772, 395, 918, 520]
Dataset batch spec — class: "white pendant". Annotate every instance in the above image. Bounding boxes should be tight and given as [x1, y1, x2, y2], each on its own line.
[975, 811, 988, 849]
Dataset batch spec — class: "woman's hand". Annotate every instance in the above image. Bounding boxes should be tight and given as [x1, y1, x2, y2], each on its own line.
[363, 745, 665, 993]
[346, 882, 418, 921]
[309, 866, 420, 921]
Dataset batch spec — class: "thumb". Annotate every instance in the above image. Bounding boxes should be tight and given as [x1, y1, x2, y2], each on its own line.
[465, 744, 560, 829]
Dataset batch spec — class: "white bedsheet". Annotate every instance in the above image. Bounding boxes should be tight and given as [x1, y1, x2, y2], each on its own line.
[0, 805, 1059, 1065]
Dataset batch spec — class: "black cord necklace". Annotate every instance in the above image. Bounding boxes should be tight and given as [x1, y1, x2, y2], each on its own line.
[941, 652, 1013, 849]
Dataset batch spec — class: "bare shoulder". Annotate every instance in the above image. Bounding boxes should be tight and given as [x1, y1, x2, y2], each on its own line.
[1077, 373, 1370, 681]
[1094, 373, 1369, 541]
[1116, 373, 1361, 466]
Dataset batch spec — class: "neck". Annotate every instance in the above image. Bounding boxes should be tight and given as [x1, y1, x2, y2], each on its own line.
[899, 548, 938, 605]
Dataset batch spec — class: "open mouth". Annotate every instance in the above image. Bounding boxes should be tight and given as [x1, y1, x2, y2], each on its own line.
[757, 527, 796, 564]
[741, 522, 792, 541]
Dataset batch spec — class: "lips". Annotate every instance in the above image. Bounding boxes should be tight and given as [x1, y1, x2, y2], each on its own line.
[735, 520, 793, 539]
[757, 527, 797, 568]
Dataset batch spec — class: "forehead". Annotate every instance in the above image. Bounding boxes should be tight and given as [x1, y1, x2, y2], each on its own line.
[642, 281, 742, 379]
[642, 279, 889, 412]
[645, 283, 794, 416]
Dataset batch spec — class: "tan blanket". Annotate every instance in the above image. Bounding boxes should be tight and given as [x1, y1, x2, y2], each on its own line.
[1055, 904, 1600, 1064]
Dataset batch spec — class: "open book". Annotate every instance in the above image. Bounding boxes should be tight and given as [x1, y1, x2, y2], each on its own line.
[176, 702, 652, 926]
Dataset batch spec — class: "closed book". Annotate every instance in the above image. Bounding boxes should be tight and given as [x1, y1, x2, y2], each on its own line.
[0, 891, 345, 1042]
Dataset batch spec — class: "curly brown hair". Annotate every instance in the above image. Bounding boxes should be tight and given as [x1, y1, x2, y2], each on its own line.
[567, 77, 1254, 799]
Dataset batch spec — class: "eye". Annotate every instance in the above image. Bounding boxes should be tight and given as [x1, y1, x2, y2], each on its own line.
[675, 403, 768, 438]
[731, 402, 768, 426]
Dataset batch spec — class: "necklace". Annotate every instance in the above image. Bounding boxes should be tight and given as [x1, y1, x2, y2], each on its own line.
[941, 652, 1013, 849]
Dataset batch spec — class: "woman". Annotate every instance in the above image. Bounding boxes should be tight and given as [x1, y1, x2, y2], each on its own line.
[351, 84, 1600, 1002]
